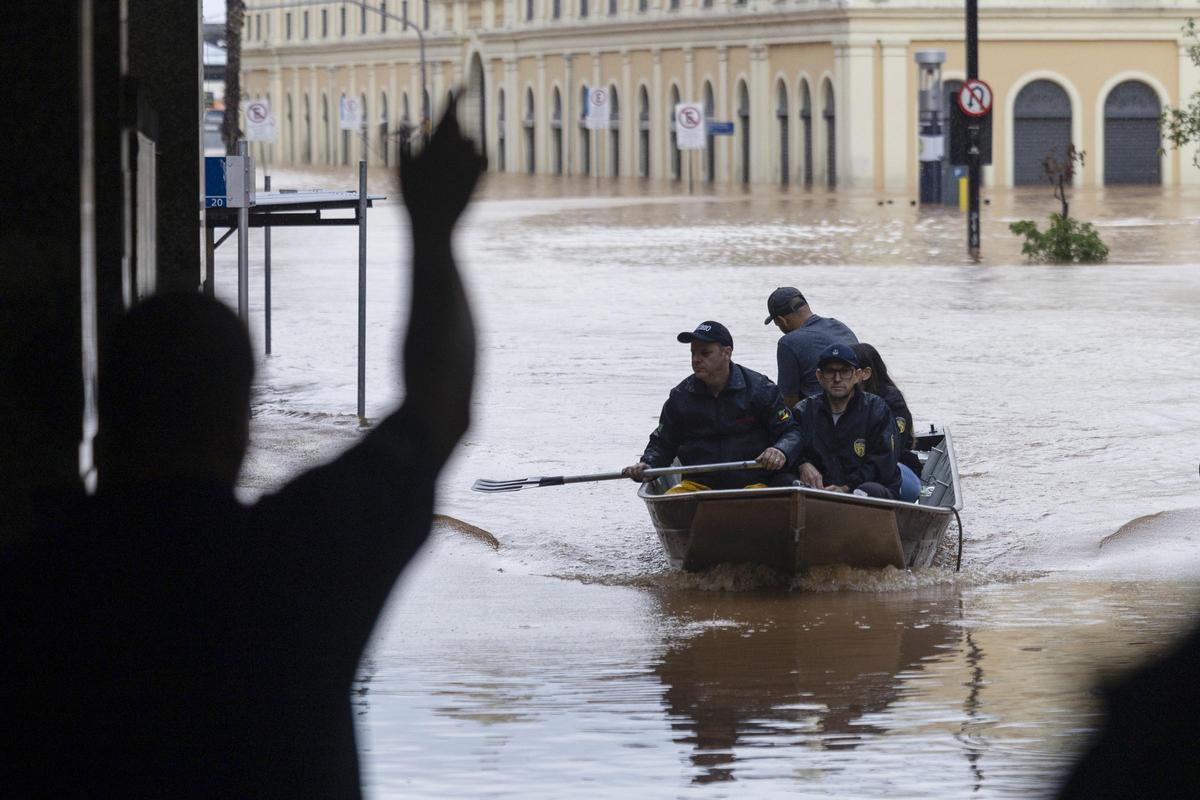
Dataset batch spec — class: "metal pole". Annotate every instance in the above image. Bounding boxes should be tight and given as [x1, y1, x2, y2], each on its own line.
[688, 150, 694, 194]
[204, 222, 216, 297]
[237, 139, 250, 322]
[357, 160, 368, 425]
[966, 0, 981, 259]
[264, 174, 272, 355]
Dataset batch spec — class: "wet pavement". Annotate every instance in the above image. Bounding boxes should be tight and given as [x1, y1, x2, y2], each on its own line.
[223, 170, 1200, 798]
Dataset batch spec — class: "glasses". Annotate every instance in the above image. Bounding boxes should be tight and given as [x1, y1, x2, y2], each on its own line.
[818, 366, 857, 380]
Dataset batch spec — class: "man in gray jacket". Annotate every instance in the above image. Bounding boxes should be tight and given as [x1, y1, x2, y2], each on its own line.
[765, 286, 858, 407]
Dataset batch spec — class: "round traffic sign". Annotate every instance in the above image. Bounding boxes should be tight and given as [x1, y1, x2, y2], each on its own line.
[246, 101, 269, 124]
[590, 88, 607, 107]
[677, 106, 702, 130]
[957, 79, 993, 118]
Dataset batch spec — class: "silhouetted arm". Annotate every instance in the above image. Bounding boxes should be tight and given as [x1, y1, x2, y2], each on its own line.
[399, 97, 485, 468]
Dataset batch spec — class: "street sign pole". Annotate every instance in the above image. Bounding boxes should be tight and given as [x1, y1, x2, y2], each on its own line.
[264, 174, 272, 355]
[966, 0, 981, 259]
[237, 139, 250, 322]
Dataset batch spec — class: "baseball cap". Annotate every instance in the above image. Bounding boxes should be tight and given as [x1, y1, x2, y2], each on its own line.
[816, 343, 859, 369]
[677, 321, 733, 348]
[763, 287, 808, 324]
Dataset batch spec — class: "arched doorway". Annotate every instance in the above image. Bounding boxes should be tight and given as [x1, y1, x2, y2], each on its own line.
[551, 87, 563, 175]
[703, 82, 715, 183]
[776, 80, 789, 185]
[524, 88, 535, 174]
[822, 79, 836, 188]
[609, 85, 620, 177]
[737, 80, 750, 184]
[1013, 79, 1071, 186]
[466, 53, 488, 160]
[799, 80, 812, 187]
[669, 84, 681, 180]
[1104, 80, 1161, 185]
[638, 86, 651, 178]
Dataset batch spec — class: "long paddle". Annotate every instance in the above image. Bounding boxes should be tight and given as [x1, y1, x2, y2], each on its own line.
[471, 460, 761, 493]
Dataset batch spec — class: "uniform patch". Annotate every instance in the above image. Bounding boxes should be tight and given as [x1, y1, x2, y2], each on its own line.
[777, 408, 791, 422]
[896, 417, 906, 434]
[853, 439, 866, 458]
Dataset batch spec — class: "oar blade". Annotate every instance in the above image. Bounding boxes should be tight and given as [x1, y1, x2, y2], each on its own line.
[471, 477, 533, 493]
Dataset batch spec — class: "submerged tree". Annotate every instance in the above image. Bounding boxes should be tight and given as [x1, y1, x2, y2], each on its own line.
[1009, 144, 1109, 264]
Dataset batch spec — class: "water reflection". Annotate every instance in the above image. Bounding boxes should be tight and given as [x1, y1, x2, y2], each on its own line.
[652, 589, 962, 784]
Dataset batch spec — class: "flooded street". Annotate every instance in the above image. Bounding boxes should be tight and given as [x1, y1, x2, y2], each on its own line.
[223, 171, 1200, 797]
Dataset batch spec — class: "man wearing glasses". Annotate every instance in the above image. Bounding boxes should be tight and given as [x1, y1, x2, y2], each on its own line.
[793, 344, 900, 499]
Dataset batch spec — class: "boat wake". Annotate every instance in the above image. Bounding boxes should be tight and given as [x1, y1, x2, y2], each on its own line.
[554, 562, 1029, 593]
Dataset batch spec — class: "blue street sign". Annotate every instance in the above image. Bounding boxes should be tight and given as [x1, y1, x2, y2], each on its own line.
[708, 121, 735, 136]
[204, 156, 228, 208]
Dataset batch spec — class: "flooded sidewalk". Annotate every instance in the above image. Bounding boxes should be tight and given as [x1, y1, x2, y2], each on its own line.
[226, 174, 1200, 798]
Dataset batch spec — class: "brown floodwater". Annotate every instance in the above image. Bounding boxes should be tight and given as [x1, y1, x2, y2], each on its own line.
[228, 170, 1200, 797]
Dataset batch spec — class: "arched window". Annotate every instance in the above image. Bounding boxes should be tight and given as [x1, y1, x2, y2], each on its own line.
[551, 87, 563, 175]
[524, 88, 536, 174]
[321, 92, 331, 164]
[468, 54, 487, 160]
[609, 85, 620, 177]
[638, 86, 651, 178]
[497, 88, 507, 172]
[669, 84, 681, 180]
[737, 80, 750, 184]
[579, 85, 591, 175]
[799, 80, 813, 187]
[822, 79, 835, 188]
[286, 93, 294, 163]
[339, 93, 349, 165]
[1104, 80, 1161, 185]
[379, 92, 389, 166]
[303, 94, 312, 164]
[776, 80, 789, 185]
[1013, 79, 1070, 186]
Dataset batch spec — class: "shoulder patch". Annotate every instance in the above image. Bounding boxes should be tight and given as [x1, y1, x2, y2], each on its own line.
[777, 407, 791, 422]
[853, 438, 866, 458]
[896, 417, 906, 434]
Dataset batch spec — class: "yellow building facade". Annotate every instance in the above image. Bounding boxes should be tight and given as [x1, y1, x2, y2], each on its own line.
[241, 0, 1200, 190]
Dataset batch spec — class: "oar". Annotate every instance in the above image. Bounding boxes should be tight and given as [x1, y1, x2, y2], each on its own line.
[472, 460, 760, 493]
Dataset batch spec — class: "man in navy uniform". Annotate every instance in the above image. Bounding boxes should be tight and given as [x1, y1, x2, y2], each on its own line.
[793, 343, 900, 499]
[623, 321, 802, 491]
[765, 286, 858, 406]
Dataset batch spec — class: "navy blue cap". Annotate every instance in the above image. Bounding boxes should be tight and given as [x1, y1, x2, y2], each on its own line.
[677, 320, 733, 348]
[816, 343, 859, 369]
[764, 287, 808, 324]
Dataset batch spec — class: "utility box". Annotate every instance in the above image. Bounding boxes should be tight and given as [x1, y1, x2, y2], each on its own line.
[204, 154, 254, 208]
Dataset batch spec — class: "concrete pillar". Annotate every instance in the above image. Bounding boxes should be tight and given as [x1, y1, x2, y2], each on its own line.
[622, 50, 633, 178]
[837, 43, 876, 189]
[564, 53, 574, 176]
[592, 50, 602, 177]
[750, 43, 771, 183]
[537, 54, 547, 174]
[504, 57, 519, 169]
[684, 46, 695, 186]
[1179, 41, 1200, 186]
[651, 48, 663, 179]
[880, 42, 909, 192]
[718, 45, 729, 184]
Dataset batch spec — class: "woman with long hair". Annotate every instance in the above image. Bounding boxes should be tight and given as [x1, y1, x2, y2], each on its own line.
[852, 343, 921, 501]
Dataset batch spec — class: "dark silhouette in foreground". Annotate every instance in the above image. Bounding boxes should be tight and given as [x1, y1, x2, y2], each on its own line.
[1, 105, 483, 796]
[1057, 623, 1200, 799]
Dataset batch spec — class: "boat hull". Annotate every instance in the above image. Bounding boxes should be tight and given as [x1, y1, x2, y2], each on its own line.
[639, 428, 962, 574]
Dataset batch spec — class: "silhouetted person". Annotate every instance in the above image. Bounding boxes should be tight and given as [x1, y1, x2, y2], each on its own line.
[1057, 623, 1200, 798]
[1, 104, 483, 796]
